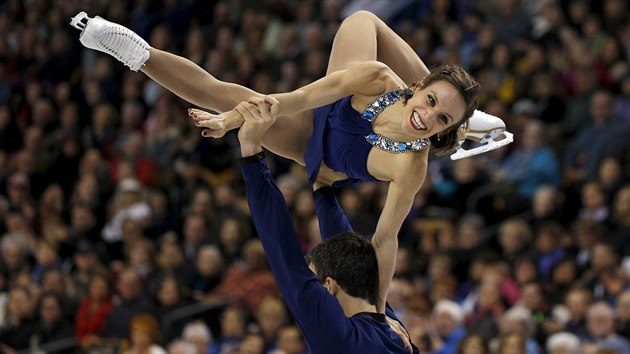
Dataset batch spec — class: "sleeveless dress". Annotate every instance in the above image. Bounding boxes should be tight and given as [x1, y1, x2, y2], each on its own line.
[304, 90, 430, 186]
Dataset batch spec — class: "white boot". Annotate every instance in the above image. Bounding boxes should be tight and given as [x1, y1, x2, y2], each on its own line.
[450, 110, 514, 160]
[70, 11, 150, 71]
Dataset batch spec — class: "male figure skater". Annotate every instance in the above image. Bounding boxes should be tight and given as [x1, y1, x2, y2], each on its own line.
[236, 97, 417, 354]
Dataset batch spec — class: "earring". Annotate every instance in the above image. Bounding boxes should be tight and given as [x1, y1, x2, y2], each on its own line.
[405, 88, 413, 98]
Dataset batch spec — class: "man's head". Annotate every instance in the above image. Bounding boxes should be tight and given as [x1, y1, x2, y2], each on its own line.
[587, 301, 615, 338]
[306, 232, 379, 305]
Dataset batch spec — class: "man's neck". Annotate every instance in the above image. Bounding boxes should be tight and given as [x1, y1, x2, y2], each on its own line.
[336, 291, 377, 317]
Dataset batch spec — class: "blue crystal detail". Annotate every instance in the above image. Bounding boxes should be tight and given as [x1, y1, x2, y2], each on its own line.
[361, 88, 405, 123]
[365, 134, 430, 154]
[361, 87, 430, 154]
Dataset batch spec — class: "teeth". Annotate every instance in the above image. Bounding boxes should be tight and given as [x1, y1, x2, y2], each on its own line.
[412, 111, 426, 130]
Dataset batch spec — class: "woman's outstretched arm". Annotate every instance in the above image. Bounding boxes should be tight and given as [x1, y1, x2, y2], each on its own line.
[194, 60, 402, 135]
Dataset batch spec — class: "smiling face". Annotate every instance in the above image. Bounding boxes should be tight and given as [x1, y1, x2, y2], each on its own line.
[401, 80, 467, 139]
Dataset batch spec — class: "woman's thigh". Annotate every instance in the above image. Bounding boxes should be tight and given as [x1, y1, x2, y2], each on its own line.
[261, 111, 313, 165]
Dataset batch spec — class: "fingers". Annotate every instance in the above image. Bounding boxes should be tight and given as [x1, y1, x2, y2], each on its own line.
[246, 96, 278, 124]
[235, 102, 260, 123]
[263, 96, 280, 118]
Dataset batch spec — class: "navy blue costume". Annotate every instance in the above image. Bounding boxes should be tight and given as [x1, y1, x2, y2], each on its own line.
[305, 96, 381, 186]
[240, 153, 418, 354]
[304, 91, 430, 187]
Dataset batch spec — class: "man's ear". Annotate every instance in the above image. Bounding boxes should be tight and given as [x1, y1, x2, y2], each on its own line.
[324, 277, 338, 296]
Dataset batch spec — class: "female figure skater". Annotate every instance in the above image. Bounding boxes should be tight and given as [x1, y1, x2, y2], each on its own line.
[70, 10, 509, 310]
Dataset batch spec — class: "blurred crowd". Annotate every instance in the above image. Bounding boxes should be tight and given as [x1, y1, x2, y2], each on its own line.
[0, 0, 629, 353]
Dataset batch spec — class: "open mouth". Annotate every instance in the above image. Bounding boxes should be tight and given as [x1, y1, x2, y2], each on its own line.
[410, 111, 427, 131]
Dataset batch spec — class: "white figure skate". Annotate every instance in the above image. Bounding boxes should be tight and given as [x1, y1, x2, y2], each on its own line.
[450, 110, 514, 160]
[70, 11, 150, 71]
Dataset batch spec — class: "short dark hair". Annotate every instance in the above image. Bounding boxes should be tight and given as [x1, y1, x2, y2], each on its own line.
[306, 232, 379, 305]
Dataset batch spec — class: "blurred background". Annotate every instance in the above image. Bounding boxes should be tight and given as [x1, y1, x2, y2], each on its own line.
[0, 0, 629, 353]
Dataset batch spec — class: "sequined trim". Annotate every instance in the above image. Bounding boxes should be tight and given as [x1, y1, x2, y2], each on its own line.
[366, 133, 431, 153]
[361, 88, 409, 122]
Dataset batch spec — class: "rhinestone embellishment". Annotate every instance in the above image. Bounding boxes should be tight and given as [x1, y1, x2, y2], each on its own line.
[366, 133, 430, 153]
[361, 88, 430, 153]
[361, 88, 408, 122]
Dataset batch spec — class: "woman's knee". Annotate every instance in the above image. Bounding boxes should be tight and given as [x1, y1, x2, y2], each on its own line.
[343, 10, 378, 27]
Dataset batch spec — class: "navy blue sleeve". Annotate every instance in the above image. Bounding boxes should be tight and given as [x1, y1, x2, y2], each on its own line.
[240, 156, 350, 353]
[312, 186, 353, 240]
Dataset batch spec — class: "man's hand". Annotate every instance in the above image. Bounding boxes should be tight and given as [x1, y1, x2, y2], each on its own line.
[237, 96, 280, 157]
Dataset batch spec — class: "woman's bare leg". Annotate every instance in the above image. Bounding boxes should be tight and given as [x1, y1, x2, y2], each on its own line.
[142, 49, 262, 114]
[255, 11, 434, 163]
[326, 11, 430, 84]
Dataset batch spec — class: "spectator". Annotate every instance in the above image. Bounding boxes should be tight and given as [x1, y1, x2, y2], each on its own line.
[29, 292, 75, 354]
[533, 221, 567, 280]
[498, 305, 542, 354]
[0, 233, 32, 285]
[155, 275, 194, 342]
[123, 313, 167, 354]
[456, 332, 489, 354]
[583, 301, 630, 354]
[564, 90, 627, 184]
[616, 290, 630, 339]
[181, 321, 212, 354]
[432, 299, 467, 354]
[497, 331, 527, 354]
[564, 287, 592, 341]
[70, 240, 107, 299]
[190, 245, 224, 300]
[100, 267, 154, 339]
[497, 218, 533, 263]
[578, 180, 611, 224]
[0, 285, 37, 351]
[546, 332, 581, 354]
[167, 339, 197, 354]
[75, 272, 113, 341]
[274, 325, 306, 354]
[101, 177, 152, 245]
[493, 119, 561, 204]
[611, 185, 630, 252]
[181, 214, 210, 265]
[206, 239, 280, 313]
[578, 242, 623, 304]
[254, 296, 289, 350]
[208, 307, 247, 354]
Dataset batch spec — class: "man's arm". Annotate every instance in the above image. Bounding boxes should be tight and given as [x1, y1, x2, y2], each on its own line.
[312, 187, 353, 240]
[237, 99, 350, 353]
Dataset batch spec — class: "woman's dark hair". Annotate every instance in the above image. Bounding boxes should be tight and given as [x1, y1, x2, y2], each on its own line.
[406, 64, 480, 155]
[305, 232, 379, 305]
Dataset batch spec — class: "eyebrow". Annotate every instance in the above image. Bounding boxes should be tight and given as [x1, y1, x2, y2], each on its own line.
[430, 90, 453, 122]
